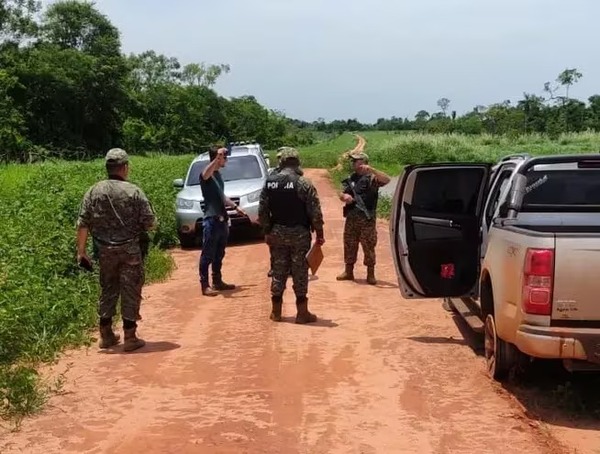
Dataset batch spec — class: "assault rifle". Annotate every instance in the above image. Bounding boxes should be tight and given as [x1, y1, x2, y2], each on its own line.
[341, 177, 374, 220]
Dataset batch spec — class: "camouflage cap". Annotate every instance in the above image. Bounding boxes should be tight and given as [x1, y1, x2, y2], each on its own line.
[349, 152, 369, 162]
[105, 148, 129, 164]
[278, 147, 299, 162]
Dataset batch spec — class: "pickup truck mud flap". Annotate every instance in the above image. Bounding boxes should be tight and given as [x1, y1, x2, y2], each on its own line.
[577, 336, 600, 364]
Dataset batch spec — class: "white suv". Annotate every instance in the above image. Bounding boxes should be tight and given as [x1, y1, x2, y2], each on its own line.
[173, 142, 271, 247]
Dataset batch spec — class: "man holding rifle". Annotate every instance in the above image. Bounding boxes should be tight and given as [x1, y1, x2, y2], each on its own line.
[336, 152, 390, 285]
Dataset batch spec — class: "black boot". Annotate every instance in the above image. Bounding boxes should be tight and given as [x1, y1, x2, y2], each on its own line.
[270, 295, 283, 322]
[295, 296, 317, 324]
[212, 273, 235, 291]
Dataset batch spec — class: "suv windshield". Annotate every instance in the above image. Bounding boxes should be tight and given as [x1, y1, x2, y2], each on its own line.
[523, 169, 600, 207]
[186, 155, 263, 186]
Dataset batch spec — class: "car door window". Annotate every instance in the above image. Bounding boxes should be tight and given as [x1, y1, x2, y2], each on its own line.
[484, 168, 513, 227]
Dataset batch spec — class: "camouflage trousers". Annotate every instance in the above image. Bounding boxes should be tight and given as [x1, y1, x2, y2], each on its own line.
[269, 225, 311, 298]
[97, 243, 144, 322]
[343, 211, 377, 266]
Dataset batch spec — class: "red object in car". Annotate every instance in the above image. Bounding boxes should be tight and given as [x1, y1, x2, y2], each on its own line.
[441, 263, 455, 279]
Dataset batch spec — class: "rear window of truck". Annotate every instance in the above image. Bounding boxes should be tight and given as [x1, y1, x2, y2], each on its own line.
[523, 168, 600, 207]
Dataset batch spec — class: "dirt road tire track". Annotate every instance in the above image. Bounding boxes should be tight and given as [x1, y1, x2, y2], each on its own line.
[331, 133, 365, 172]
[0, 155, 576, 453]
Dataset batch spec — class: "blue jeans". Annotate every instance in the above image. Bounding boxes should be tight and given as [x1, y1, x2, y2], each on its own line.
[199, 217, 229, 287]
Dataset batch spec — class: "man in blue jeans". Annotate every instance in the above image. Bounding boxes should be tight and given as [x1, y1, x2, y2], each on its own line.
[200, 146, 247, 297]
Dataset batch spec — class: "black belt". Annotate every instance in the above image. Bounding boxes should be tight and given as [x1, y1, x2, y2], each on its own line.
[93, 237, 137, 247]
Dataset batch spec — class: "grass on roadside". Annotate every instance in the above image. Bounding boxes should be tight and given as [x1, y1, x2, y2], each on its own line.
[0, 154, 191, 423]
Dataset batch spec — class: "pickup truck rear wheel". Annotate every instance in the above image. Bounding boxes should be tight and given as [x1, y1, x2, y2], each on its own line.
[484, 314, 514, 381]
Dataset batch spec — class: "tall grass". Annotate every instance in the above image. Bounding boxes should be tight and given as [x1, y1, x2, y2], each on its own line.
[0, 154, 192, 422]
[299, 131, 600, 219]
[363, 131, 600, 167]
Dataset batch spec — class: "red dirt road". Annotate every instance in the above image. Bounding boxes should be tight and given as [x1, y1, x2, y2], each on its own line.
[0, 170, 581, 453]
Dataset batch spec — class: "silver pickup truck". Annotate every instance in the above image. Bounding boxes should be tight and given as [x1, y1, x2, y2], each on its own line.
[390, 153, 600, 381]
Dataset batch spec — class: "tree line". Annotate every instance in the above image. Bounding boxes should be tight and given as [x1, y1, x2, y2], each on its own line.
[1, 1, 597, 164]
[0, 0, 314, 163]
[303, 68, 600, 138]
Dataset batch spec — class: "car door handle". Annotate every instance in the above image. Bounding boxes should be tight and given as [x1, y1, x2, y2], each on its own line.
[413, 216, 461, 229]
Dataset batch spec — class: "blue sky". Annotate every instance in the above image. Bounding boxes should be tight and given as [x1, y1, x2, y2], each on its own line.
[67, 1, 600, 122]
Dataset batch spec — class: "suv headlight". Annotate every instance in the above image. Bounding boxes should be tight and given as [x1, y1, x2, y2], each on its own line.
[246, 189, 262, 203]
[176, 198, 194, 209]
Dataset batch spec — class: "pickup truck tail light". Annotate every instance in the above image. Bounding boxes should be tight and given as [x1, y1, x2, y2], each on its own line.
[522, 248, 554, 315]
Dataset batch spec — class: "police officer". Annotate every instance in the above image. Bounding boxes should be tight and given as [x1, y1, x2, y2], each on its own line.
[258, 148, 324, 324]
[336, 152, 390, 285]
[76, 148, 156, 352]
[267, 147, 304, 278]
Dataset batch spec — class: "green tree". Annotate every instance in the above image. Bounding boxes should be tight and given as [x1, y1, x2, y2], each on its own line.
[557, 68, 582, 100]
[0, 0, 40, 41]
[41, 0, 121, 56]
[181, 62, 230, 87]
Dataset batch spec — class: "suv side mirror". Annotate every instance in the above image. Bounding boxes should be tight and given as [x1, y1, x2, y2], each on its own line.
[173, 178, 184, 189]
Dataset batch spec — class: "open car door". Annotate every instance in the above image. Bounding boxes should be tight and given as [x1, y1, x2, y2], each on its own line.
[390, 163, 492, 299]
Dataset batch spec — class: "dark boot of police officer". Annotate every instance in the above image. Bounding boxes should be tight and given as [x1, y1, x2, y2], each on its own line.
[295, 296, 317, 324]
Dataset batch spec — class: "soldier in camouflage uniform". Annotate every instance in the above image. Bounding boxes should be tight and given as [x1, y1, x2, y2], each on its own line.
[267, 147, 304, 278]
[76, 148, 156, 352]
[259, 148, 324, 324]
[336, 152, 391, 285]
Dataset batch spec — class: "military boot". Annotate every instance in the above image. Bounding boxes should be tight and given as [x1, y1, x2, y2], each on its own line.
[336, 264, 354, 281]
[366, 266, 377, 285]
[212, 274, 235, 291]
[295, 297, 317, 324]
[99, 323, 120, 349]
[123, 326, 145, 352]
[270, 296, 283, 322]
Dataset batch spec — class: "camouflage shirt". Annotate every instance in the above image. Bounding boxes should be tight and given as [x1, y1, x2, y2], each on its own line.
[258, 167, 324, 233]
[77, 176, 156, 245]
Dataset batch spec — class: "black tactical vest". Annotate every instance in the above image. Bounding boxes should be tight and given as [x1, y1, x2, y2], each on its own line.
[266, 172, 310, 228]
[343, 173, 379, 219]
